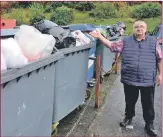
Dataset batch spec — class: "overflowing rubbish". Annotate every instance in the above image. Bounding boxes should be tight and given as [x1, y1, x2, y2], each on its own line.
[1, 22, 93, 71]
[31, 20, 92, 49]
[1, 38, 28, 68]
[71, 30, 91, 46]
[32, 19, 58, 33]
[1, 50, 7, 71]
[106, 21, 126, 38]
[14, 25, 56, 62]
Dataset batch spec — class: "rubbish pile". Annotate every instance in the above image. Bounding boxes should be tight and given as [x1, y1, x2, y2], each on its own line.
[106, 21, 126, 38]
[1, 20, 92, 71]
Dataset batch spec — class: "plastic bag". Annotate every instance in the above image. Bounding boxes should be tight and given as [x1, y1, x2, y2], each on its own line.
[1, 50, 7, 71]
[47, 26, 76, 49]
[1, 38, 28, 68]
[71, 30, 91, 46]
[14, 25, 56, 62]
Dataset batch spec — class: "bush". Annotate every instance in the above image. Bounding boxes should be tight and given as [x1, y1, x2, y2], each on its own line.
[28, 2, 44, 17]
[8, 8, 30, 25]
[74, 2, 95, 11]
[116, 6, 133, 18]
[44, 5, 54, 13]
[12, 1, 32, 8]
[50, 6, 74, 25]
[89, 3, 117, 18]
[112, 2, 128, 10]
[132, 2, 161, 18]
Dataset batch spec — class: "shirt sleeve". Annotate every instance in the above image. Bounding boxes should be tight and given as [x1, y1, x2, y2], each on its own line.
[156, 40, 162, 63]
[110, 39, 124, 53]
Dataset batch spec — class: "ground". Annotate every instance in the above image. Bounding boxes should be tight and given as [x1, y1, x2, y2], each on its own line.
[55, 71, 162, 137]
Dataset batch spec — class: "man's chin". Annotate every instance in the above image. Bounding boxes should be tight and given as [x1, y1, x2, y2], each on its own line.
[136, 33, 144, 35]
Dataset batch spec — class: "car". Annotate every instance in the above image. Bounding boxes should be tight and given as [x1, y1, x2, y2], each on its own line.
[152, 24, 162, 50]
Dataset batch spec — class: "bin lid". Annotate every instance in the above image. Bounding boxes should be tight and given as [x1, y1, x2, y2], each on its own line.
[69, 24, 96, 32]
[1, 28, 19, 37]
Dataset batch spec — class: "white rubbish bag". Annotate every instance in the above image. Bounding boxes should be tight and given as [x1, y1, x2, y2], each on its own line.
[1, 38, 28, 68]
[1, 50, 7, 71]
[14, 25, 56, 62]
[71, 30, 91, 46]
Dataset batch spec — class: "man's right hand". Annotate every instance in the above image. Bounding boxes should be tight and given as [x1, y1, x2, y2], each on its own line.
[89, 29, 102, 39]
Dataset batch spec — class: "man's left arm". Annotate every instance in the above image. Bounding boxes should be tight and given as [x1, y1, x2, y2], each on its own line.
[156, 42, 162, 86]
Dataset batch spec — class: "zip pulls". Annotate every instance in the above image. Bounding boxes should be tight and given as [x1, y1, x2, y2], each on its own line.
[138, 41, 141, 48]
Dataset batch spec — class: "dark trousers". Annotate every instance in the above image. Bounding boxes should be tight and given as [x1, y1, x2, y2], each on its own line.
[123, 83, 155, 124]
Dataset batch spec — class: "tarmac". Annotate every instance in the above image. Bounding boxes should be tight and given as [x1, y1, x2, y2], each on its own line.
[56, 70, 162, 137]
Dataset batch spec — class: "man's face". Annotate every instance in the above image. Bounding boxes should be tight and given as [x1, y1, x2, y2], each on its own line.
[133, 21, 147, 35]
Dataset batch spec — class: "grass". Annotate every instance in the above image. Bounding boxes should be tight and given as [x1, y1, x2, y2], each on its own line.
[72, 12, 161, 35]
[2, 9, 161, 34]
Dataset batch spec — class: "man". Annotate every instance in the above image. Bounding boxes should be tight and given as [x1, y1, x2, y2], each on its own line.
[89, 20, 162, 137]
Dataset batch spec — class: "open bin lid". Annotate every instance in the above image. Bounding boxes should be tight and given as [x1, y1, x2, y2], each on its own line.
[68, 24, 96, 32]
[1, 28, 19, 38]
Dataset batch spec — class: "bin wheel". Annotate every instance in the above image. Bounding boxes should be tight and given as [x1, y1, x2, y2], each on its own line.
[52, 122, 59, 136]
[76, 103, 84, 111]
[85, 89, 91, 99]
[100, 75, 104, 84]
[88, 83, 95, 87]
[52, 128, 58, 136]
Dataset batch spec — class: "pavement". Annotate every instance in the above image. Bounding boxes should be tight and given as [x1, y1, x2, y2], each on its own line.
[56, 71, 162, 137]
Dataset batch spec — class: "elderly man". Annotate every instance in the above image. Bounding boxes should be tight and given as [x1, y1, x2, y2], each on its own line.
[89, 20, 162, 137]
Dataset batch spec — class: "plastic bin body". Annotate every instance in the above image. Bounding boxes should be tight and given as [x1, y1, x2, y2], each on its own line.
[95, 26, 116, 76]
[52, 45, 92, 123]
[85, 34, 96, 81]
[1, 53, 63, 136]
[87, 45, 96, 81]
[100, 44, 115, 76]
[68, 24, 97, 82]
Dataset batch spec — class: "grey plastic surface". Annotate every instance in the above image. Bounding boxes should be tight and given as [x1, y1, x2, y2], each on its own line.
[1, 28, 19, 37]
[52, 44, 92, 123]
[1, 52, 64, 136]
[100, 45, 115, 76]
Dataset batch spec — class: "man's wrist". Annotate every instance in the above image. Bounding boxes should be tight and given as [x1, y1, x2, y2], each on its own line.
[98, 35, 104, 41]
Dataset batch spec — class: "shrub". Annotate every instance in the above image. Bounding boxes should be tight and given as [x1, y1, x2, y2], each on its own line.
[8, 8, 30, 25]
[44, 5, 54, 13]
[116, 5, 133, 18]
[12, 1, 31, 8]
[132, 2, 161, 18]
[74, 2, 95, 11]
[89, 3, 117, 18]
[50, 6, 74, 25]
[112, 2, 128, 10]
[29, 14, 45, 25]
[28, 2, 44, 17]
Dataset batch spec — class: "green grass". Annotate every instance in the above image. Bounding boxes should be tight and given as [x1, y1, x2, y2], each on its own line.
[2, 8, 161, 34]
[72, 12, 161, 35]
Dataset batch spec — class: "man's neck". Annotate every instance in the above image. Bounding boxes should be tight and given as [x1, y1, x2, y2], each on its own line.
[135, 34, 146, 41]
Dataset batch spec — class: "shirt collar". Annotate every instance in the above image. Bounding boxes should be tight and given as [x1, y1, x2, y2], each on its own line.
[133, 34, 148, 41]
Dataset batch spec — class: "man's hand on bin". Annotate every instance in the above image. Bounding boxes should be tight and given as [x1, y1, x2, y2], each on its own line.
[89, 29, 102, 39]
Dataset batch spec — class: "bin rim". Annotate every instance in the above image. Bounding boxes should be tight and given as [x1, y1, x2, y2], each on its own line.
[68, 24, 96, 32]
[1, 28, 19, 37]
[59, 44, 93, 55]
[1, 52, 64, 84]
